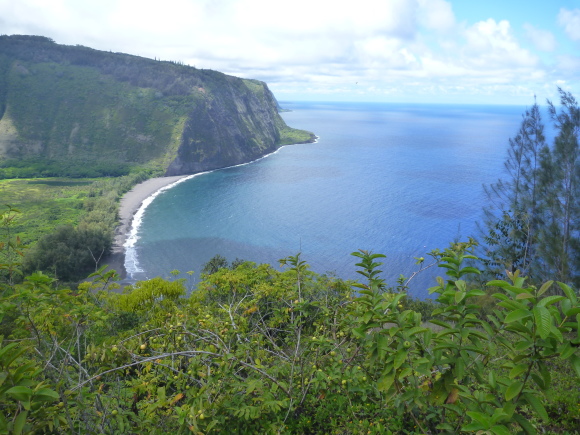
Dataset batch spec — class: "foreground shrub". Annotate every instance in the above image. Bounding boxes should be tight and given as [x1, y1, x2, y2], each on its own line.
[1, 237, 579, 433]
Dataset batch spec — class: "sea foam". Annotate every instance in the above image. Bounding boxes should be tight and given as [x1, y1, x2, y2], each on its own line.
[123, 143, 311, 279]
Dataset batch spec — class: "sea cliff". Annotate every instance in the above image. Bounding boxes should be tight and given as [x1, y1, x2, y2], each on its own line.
[0, 35, 314, 176]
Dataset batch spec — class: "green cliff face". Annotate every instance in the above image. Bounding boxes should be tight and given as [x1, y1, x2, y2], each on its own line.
[0, 35, 314, 176]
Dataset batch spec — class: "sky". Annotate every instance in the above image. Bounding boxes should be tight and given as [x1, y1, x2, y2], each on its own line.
[0, 0, 579, 105]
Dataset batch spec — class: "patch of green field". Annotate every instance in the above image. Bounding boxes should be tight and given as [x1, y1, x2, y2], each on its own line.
[0, 178, 97, 245]
[278, 125, 316, 145]
[27, 180, 93, 186]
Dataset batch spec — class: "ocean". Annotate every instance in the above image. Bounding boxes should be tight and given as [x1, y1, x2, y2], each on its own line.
[125, 101, 528, 299]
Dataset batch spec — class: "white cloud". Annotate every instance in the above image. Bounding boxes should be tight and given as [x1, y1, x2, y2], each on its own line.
[462, 19, 538, 69]
[523, 23, 557, 52]
[0, 0, 578, 103]
[417, 0, 455, 33]
[558, 8, 580, 41]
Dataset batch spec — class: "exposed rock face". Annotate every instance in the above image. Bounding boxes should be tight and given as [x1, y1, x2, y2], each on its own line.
[0, 35, 313, 175]
[166, 77, 282, 175]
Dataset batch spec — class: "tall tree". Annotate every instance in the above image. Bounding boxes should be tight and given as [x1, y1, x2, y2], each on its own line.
[481, 89, 580, 286]
[537, 89, 580, 283]
[480, 99, 546, 278]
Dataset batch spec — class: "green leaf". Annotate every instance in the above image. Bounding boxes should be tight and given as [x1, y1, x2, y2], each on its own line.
[428, 319, 453, 329]
[522, 393, 548, 421]
[13, 411, 27, 435]
[362, 311, 373, 324]
[490, 425, 512, 435]
[550, 323, 563, 342]
[0, 344, 26, 368]
[437, 328, 460, 338]
[461, 422, 485, 432]
[441, 256, 460, 265]
[502, 402, 516, 420]
[462, 422, 486, 432]
[513, 413, 537, 435]
[458, 266, 481, 276]
[393, 350, 407, 369]
[466, 289, 485, 297]
[407, 326, 428, 336]
[564, 307, 580, 317]
[433, 342, 458, 351]
[504, 309, 532, 323]
[466, 329, 488, 341]
[0, 342, 19, 362]
[570, 355, 580, 378]
[352, 327, 366, 339]
[487, 280, 511, 289]
[33, 388, 59, 401]
[455, 358, 465, 379]
[558, 342, 575, 359]
[6, 386, 33, 402]
[436, 422, 455, 431]
[531, 373, 545, 390]
[537, 280, 554, 296]
[377, 370, 395, 392]
[509, 364, 528, 379]
[377, 334, 389, 351]
[515, 292, 534, 300]
[537, 295, 565, 307]
[513, 339, 532, 352]
[505, 381, 523, 401]
[533, 306, 551, 339]
[499, 299, 528, 311]
[398, 367, 413, 379]
[488, 371, 496, 389]
[558, 282, 577, 304]
[466, 411, 492, 429]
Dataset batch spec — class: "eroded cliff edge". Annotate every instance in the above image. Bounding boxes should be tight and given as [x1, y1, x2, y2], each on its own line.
[0, 35, 315, 176]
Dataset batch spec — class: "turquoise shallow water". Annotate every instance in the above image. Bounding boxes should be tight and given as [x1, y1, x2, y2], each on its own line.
[127, 102, 527, 298]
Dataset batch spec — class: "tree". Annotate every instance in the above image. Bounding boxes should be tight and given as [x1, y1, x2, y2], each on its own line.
[201, 254, 230, 275]
[536, 89, 580, 284]
[481, 89, 580, 286]
[23, 224, 112, 282]
[481, 98, 546, 279]
[0, 206, 25, 287]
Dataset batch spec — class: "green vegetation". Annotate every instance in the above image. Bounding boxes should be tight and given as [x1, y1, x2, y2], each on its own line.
[0, 34, 315, 285]
[481, 89, 580, 287]
[1, 165, 158, 282]
[1, 41, 577, 432]
[0, 179, 95, 245]
[1, 220, 579, 433]
[0, 158, 133, 179]
[0, 35, 315, 178]
[278, 125, 317, 145]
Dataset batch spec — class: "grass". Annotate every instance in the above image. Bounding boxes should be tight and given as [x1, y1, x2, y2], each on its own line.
[278, 125, 316, 145]
[0, 178, 98, 245]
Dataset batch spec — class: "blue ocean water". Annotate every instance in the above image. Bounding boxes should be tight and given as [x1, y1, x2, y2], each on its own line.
[127, 102, 527, 298]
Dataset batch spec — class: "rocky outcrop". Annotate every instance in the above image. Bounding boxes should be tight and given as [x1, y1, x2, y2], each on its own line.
[166, 77, 283, 175]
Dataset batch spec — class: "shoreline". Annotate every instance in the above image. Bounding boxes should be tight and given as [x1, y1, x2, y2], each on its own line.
[104, 175, 189, 280]
[102, 139, 318, 282]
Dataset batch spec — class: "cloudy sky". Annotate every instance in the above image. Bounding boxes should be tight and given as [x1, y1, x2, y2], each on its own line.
[1, 0, 579, 104]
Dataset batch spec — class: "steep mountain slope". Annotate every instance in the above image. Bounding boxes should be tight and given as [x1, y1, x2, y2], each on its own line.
[0, 35, 314, 176]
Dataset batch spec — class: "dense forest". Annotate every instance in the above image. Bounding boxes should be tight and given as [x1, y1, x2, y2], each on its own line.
[1, 81, 580, 432]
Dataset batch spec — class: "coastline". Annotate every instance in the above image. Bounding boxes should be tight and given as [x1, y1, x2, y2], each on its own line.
[102, 139, 318, 282]
[105, 175, 188, 280]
